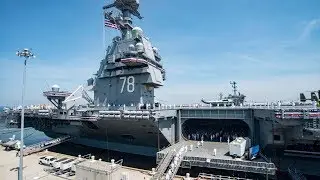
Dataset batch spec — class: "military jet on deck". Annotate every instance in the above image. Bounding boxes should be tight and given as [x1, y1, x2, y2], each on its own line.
[300, 90, 320, 107]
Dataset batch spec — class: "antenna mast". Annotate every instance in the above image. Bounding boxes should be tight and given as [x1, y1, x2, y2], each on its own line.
[103, 0, 142, 39]
[230, 81, 237, 96]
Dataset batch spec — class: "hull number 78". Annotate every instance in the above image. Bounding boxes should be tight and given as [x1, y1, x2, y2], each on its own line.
[120, 76, 135, 93]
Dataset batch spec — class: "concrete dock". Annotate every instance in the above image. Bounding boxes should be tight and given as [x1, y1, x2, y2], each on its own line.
[0, 147, 185, 180]
[0, 147, 73, 180]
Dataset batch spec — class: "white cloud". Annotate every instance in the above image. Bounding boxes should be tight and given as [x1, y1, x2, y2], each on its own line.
[299, 19, 320, 41]
[237, 54, 263, 63]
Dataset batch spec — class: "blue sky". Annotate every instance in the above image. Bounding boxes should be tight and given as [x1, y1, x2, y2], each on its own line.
[0, 0, 320, 106]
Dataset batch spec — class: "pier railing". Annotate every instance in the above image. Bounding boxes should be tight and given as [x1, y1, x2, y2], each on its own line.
[198, 173, 253, 180]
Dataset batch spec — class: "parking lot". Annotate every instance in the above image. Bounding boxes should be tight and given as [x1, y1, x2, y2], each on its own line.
[0, 147, 76, 180]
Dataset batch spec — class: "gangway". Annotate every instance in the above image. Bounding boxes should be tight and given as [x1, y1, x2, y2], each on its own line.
[152, 142, 188, 180]
[151, 149, 176, 180]
[22, 135, 73, 156]
[164, 147, 187, 180]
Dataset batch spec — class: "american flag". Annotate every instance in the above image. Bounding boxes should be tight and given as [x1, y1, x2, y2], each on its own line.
[105, 19, 120, 30]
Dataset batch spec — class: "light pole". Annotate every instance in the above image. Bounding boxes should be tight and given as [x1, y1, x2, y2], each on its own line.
[16, 48, 35, 180]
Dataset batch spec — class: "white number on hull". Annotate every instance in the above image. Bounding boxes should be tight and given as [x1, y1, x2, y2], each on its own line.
[127, 76, 135, 93]
[120, 76, 135, 93]
[120, 77, 126, 93]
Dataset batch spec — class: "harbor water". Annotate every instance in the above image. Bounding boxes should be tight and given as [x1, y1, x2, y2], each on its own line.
[0, 120, 51, 146]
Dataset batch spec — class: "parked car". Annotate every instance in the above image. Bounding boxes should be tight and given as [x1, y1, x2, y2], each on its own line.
[39, 156, 57, 166]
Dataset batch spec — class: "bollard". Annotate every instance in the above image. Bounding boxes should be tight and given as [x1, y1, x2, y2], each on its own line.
[91, 156, 95, 162]
[185, 173, 191, 180]
[213, 148, 217, 156]
[201, 140, 204, 146]
[111, 159, 116, 167]
[190, 144, 193, 151]
[151, 168, 156, 175]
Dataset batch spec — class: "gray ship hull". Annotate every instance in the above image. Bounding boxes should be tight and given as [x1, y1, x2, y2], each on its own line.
[23, 116, 169, 157]
[70, 137, 158, 156]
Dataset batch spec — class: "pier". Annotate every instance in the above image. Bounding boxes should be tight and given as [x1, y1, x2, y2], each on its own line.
[156, 141, 277, 179]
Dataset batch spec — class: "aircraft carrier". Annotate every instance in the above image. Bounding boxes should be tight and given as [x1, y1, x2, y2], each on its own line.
[6, 0, 320, 179]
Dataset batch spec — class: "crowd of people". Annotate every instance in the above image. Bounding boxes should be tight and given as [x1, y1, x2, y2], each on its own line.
[183, 122, 248, 143]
